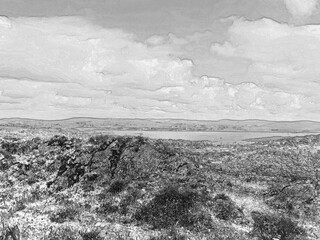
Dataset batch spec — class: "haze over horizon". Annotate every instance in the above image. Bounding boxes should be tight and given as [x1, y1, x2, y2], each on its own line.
[1, 0, 320, 121]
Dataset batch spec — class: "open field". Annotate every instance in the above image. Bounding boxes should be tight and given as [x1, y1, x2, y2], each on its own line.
[0, 127, 319, 239]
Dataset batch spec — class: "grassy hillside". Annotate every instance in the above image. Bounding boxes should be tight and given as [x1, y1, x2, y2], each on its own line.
[0, 132, 319, 239]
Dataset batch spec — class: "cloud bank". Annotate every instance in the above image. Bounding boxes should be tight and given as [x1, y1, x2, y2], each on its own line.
[0, 15, 320, 120]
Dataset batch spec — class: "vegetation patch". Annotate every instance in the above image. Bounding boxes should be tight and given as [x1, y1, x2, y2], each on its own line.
[251, 211, 306, 240]
[79, 229, 103, 240]
[212, 193, 244, 221]
[0, 132, 319, 239]
[134, 185, 212, 230]
[49, 205, 80, 223]
[47, 226, 80, 240]
[108, 179, 126, 194]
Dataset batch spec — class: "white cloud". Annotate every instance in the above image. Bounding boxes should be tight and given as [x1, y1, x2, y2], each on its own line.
[284, 0, 318, 19]
[0, 15, 318, 120]
[210, 17, 320, 93]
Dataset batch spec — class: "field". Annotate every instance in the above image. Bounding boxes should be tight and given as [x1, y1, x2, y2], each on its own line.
[0, 127, 319, 240]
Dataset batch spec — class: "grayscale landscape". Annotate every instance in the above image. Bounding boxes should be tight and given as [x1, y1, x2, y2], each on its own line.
[0, 0, 319, 240]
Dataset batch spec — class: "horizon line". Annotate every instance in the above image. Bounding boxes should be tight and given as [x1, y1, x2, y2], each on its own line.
[0, 116, 320, 124]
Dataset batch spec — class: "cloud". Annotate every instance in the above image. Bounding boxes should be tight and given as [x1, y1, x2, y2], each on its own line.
[0, 15, 318, 120]
[0, 16, 197, 118]
[284, 0, 318, 19]
[207, 16, 320, 120]
[210, 17, 320, 93]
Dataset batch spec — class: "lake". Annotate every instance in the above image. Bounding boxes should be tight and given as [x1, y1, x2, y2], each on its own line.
[103, 130, 319, 143]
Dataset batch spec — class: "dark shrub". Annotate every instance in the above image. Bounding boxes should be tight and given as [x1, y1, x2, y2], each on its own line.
[97, 201, 119, 215]
[88, 135, 111, 145]
[1, 141, 20, 154]
[80, 229, 103, 240]
[213, 193, 243, 221]
[213, 193, 231, 201]
[49, 205, 79, 223]
[108, 179, 126, 194]
[85, 173, 99, 182]
[14, 199, 26, 212]
[0, 150, 14, 171]
[134, 186, 201, 229]
[251, 211, 305, 240]
[47, 135, 69, 147]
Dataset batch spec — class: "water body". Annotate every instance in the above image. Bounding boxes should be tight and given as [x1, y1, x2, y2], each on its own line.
[106, 130, 319, 143]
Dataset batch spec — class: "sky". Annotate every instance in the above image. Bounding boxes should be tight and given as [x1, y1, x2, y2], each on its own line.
[0, 0, 320, 120]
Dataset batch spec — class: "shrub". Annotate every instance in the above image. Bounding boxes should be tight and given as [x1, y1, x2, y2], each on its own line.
[14, 199, 26, 212]
[49, 205, 79, 223]
[1, 141, 20, 154]
[47, 135, 69, 147]
[134, 185, 203, 229]
[108, 179, 126, 194]
[213, 193, 243, 221]
[80, 229, 103, 240]
[251, 211, 305, 240]
[96, 201, 119, 215]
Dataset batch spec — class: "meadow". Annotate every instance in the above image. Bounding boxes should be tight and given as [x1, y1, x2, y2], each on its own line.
[0, 129, 319, 239]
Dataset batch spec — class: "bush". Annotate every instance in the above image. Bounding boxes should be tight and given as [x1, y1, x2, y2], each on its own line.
[49, 205, 79, 223]
[96, 201, 119, 215]
[251, 211, 305, 240]
[108, 179, 126, 194]
[134, 185, 204, 229]
[80, 229, 103, 240]
[47, 135, 69, 147]
[14, 199, 26, 212]
[213, 193, 243, 221]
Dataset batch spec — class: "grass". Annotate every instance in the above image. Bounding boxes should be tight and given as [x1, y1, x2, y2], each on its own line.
[251, 211, 306, 240]
[0, 132, 319, 239]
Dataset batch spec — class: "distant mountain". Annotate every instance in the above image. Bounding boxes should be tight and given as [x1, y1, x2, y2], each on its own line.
[1, 117, 320, 133]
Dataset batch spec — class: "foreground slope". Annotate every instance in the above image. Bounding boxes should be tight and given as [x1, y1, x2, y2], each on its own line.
[0, 131, 319, 239]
